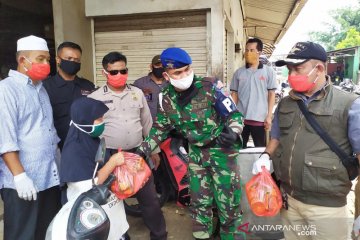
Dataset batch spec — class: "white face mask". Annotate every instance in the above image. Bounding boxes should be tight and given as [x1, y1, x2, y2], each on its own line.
[167, 70, 194, 90]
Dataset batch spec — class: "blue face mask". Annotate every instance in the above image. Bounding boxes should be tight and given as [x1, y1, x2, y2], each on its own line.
[70, 121, 105, 138]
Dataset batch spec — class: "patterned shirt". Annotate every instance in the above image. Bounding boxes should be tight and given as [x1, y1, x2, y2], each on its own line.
[139, 76, 244, 158]
[0, 70, 60, 191]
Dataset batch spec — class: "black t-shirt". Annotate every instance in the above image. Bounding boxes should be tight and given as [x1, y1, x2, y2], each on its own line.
[43, 73, 95, 149]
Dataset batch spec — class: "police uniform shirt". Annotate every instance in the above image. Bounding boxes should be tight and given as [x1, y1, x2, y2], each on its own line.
[88, 84, 153, 150]
[133, 74, 169, 120]
[43, 73, 95, 149]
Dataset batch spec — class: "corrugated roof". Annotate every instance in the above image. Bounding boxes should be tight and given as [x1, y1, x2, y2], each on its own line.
[242, 0, 308, 56]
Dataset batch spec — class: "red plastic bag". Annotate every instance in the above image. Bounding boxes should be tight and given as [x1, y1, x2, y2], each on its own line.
[245, 168, 282, 217]
[111, 151, 151, 199]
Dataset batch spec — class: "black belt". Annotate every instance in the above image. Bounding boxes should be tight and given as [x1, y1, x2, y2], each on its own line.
[107, 147, 137, 156]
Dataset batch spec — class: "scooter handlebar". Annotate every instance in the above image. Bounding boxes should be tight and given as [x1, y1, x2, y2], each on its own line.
[103, 174, 116, 189]
[83, 174, 116, 206]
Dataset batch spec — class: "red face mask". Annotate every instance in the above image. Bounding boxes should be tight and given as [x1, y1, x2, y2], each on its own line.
[105, 70, 128, 88]
[24, 57, 50, 81]
[288, 65, 318, 92]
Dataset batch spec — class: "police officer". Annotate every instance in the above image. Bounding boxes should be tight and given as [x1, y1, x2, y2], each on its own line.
[133, 54, 169, 121]
[134, 54, 169, 169]
[43, 41, 95, 150]
[88, 51, 167, 240]
[137, 47, 245, 240]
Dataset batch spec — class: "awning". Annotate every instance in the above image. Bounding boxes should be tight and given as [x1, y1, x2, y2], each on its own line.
[327, 46, 358, 58]
[242, 0, 308, 56]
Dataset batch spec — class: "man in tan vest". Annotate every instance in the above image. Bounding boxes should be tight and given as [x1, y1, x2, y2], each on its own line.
[252, 41, 360, 239]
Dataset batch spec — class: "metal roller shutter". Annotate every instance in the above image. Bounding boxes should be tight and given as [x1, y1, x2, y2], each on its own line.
[93, 11, 208, 87]
[224, 29, 228, 85]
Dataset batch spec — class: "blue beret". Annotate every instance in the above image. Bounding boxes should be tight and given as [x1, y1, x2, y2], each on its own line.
[160, 47, 192, 69]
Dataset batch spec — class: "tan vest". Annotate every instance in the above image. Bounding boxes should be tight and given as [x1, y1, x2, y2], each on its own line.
[273, 84, 358, 207]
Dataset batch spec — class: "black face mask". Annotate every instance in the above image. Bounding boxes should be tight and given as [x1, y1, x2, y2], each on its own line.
[59, 59, 81, 76]
[152, 67, 164, 79]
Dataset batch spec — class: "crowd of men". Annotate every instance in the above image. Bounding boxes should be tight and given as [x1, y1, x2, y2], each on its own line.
[0, 34, 359, 240]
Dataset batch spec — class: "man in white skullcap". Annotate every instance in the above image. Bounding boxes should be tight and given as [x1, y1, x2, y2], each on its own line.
[0, 35, 61, 239]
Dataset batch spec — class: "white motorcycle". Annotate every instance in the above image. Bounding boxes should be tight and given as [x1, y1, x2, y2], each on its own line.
[45, 138, 128, 240]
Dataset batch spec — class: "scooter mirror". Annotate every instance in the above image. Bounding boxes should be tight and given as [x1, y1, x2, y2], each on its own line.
[95, 137, 106, 164]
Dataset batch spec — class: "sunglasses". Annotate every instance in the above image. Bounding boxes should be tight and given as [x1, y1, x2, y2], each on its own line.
[105, 68, 128, 75]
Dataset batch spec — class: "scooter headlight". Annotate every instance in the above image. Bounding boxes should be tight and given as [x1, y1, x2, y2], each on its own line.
[67, 196, 110, 239]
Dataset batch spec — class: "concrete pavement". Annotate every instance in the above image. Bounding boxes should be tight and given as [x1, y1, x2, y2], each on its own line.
[127, 201, 193, 239]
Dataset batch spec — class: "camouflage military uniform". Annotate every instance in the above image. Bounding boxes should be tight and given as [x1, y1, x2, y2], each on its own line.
[139, 75, 245, 240]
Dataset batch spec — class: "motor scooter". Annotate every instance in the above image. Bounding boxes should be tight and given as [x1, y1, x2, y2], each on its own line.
[45, 138, 128, 240]
[339, 78, 355, 93]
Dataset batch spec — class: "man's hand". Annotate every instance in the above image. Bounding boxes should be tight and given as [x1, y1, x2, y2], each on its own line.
[135, 148, 147, 159]
[150, 153, 161, 170]
[216, 126, 240, 148]
[135, 148, 155, 169]
[264, 114, 272, 131]
[13, 172, 38, 201]
[252, 153, 273, 175]
[354, 216, 360, 237]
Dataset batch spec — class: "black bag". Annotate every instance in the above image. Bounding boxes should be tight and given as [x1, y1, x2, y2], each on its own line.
[297, 101, 359, 180]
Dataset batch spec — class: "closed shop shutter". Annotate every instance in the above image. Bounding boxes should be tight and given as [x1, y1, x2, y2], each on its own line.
[93, 11, 208, 86]
[223, 29, 228, 85]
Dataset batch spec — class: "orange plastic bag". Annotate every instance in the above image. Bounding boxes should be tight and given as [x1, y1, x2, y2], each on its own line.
[245, 168, 282, 217]
[111, 151, 151, 199]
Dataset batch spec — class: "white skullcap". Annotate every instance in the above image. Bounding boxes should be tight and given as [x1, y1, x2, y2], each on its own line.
[17, 35, 49, 52]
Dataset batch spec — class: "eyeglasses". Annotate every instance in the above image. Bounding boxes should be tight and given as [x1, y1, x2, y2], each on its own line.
[104, 68, 128, 75]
